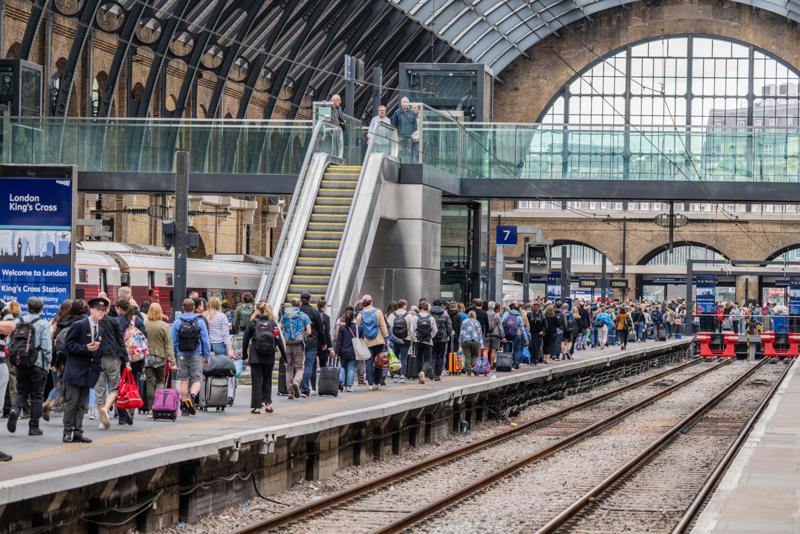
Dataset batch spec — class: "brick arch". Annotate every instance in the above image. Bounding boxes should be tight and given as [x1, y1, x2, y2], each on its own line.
[494, 0, 800, 122]
[764, 244, 800, 262]
[636, 241, 729, 266]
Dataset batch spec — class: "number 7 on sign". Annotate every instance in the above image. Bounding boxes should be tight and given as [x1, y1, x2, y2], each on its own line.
[495, 225, 517, 246]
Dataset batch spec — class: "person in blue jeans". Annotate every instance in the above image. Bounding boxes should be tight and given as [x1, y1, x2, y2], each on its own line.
[386, 300, 413, 383]
[334, 307, 358, 391]
[299, 292, 326, 396]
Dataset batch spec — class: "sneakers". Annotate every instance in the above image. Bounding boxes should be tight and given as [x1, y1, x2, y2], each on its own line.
[98, 407, 110, 429]
[299, 391, 309, 398]
[181, 398, 196, 416]
[28, 427, 43, 436]
[6, 410, 18, 433]
[433, 376, 441, 382]
[346, 386, 354, 392]
[400, 377, 406, 384]
[368, 385, 374, 391]
[418, 371, 426, 384]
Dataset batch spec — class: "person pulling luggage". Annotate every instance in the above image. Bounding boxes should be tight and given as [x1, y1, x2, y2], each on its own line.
[242, 302, 283, 414]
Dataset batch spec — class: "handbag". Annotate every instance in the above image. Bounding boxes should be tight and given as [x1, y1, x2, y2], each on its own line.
[353, 327, 372, 361]
[373, 351, 389, 369]
[116, 368, 144, 410]
[387, 347, 402, 372]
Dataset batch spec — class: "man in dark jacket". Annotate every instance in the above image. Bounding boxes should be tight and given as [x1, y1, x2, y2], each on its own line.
[95, 302, 129, 429]
[527, 303, 546, 364]
[470, 298, 490, 343]
[430, 300, 453, 380]
[299, 292, 326, 396]
[62, 297, 108, 443]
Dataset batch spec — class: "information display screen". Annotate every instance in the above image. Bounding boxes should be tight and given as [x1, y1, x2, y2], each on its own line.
[0, 173, 74, 317]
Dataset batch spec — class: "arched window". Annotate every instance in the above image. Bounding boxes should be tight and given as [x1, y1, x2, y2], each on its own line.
[551, 242, 604, 265]
[643, 244, 727, 267]
[770, 246, 800, 262]
[531, 35, 800, 181]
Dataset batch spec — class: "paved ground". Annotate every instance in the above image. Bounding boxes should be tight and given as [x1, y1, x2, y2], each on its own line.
[0, 339, 684, 503]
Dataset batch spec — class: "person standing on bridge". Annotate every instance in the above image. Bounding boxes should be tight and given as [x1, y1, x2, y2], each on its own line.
[391, 97, 418, 163]
[367, 105, 391, 145]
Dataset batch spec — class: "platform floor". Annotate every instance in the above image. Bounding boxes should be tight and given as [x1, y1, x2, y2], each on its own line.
[692, 358, 800, 534]
[0, 339, 686, 505]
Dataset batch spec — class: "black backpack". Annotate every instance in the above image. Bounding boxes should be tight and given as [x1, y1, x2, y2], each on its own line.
[9, 318, 41, 367]
[416, 316, 433, 343]
[528, 312, 546, 334]
[177, 317, 201, 352]
[433, 312, 449, 342]
[53, 325, 72, 368]
[392, 312, 409, 339]
[253, 318, 277, 355]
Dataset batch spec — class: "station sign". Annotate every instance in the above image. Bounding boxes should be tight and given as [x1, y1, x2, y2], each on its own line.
[495, 225, 517, 246]
[578, 279, 597, 288]
[0, 166, 76, 318]
[696, 274, 716, 315]
[790, 277, 800, 317]
[609, 278, 628, 289]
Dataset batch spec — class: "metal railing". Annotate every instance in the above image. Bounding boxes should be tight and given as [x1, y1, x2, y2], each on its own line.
[259, 116, 343, 308]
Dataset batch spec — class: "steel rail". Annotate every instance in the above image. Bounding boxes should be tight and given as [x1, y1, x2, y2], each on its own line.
[371, 358, 730, 534]
[671, 359, 794, 534]
[233, 356, 702, 533]
[536, 358, 782, 533]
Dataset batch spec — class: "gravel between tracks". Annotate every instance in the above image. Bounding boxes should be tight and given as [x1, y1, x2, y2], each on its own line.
[159, 357, 692, 533]
[414, 360, 752, 534]
[561, 361, 787, 534]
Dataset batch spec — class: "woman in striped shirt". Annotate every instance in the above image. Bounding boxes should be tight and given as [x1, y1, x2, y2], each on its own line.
[204, 297, 233, 358]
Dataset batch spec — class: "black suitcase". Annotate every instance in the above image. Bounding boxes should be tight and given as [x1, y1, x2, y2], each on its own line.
[495, 351, 514, 372]
[277, 357, 288, 396]
[318, 356, 339, 396]
[405, 347, 419, 379]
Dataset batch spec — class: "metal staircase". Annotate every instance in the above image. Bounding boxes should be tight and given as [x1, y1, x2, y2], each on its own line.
[287, 164, 361, 300]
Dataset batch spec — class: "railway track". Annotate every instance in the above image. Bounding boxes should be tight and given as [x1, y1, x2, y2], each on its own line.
[233, 357, 725, 534]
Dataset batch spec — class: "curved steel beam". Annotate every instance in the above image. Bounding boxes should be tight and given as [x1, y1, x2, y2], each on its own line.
[53, 0, 103, 116]
[134, 0, 192, 117]
[97, 0, 150, 117]
[206, 0, 262, 120]
[236, 0, 298, 119]
[286, 1, 366, 119]
[167, 0, 242, 118]
[20, 0, 50, 60]
[262, 0, 329, 119]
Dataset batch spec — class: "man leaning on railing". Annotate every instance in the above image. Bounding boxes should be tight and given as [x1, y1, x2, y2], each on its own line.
[391, 97, 418, 163]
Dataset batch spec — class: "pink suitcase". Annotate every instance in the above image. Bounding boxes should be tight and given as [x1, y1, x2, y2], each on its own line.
[152, 362, 180, 421]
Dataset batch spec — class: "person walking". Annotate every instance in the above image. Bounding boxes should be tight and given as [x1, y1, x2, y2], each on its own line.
[616, 307, 633, 350]
[280, 298, 311, 400]
[355, 295, 389, 390]
[115, 297, 146, 422]
[242, 302, 282, 414]
[204, 296, 235, 403]
[335, 307, 358, 392]
[386, 299, 413, 383]
[459, 311, 483, 373]
[430, 300, 452, 381]
[6, 297, 52, 436]
[172, 298, 211, 415]
[487, 301, 504, 368]
[595, 306, 613, 349]
[409, 302, 437, 384]
[143, 303, 175, 412]
[62, 297, 108, 443]
[232, 292, 255, 334]
[299, 292, 326, 396]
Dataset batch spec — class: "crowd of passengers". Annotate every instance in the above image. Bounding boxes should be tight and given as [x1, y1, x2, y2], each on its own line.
[0, 290, 692, 461]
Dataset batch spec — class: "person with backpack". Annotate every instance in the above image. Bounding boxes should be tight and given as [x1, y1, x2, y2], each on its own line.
[299, 292, 327, 396]
[430, 300, 453, 381]
[386, 299, 413, 383]
[355, 295, 389, 390]
[143, 302, 175, 413]
[242, 302, 284, 414]
[526, 302, 546, 365]
[651, 306, 665, 341]
[616, 306, 633, 350]
[335, 307, 358, 391]
[459, 311, 484, 373]
[559, 303, 575, 359]
[0, 300, 14, 446]
[500, 302, 529, 369]
[92, 297, 129, 429]
[280, 298, 312, 400]
[409, 302, 438, 384]
[171, 298, 211, 415]
[43, 299, 88, 423]
[233, 292, 255, 334]
[594, 306, 614, 349]
[6, 297, 52, 436]
[486, 302, 504, 369]
[115, 297, 147, 420]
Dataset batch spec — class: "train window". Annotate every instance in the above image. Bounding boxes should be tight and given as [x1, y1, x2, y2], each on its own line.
[148, 270, 155, 289]
[75, 288, 85, 300]
[78, 269, 88, 284]
[165, 273, 173, 287]
[121, 272, 130, 286]
[99, 269, 108, 294]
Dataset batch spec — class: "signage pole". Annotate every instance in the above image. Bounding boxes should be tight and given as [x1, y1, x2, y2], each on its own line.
[600, 252, 608, 302]
[173, 151, 189, 316]
[685, 259, 693, 335]
[523, 237, 530, 303]
[495, 245, 504, 304]
[560, 245, 570, 303]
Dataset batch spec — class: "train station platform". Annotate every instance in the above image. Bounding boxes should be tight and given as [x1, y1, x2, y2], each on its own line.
[692, 356, 800, 533]
[0, 338, 691, 532]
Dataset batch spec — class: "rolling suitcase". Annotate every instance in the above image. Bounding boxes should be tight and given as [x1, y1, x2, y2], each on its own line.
[152, 362, 180, 421]
[201, 376, 229, 411]
[495, 351, 514, 372]
[405, 345, 419, 379]
[318, 356, 340, 396]
[447, 351, 464, 374]
[277, 357, 288, 396]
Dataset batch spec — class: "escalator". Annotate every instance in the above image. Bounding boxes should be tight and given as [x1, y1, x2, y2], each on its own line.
[286, 165, 360, 300]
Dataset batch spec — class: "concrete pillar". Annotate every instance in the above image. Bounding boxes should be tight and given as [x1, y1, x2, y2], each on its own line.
[315, 429, 339, 479]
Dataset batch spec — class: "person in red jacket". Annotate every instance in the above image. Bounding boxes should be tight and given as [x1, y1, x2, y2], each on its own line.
[715, 306, 725, 333]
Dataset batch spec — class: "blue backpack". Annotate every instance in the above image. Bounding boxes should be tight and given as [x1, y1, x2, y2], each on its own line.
[281, 311, 306, 344]
[361, 309, 379, 339]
